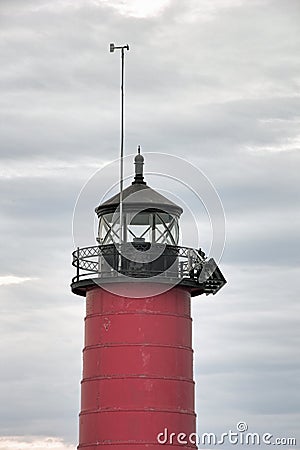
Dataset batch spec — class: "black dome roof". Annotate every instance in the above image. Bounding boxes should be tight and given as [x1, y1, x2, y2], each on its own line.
[95, 182, 183, 217]
[95, 149, 183, 217]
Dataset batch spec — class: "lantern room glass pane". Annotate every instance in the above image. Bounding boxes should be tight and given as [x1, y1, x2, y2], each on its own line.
[98, 213, 120, 245]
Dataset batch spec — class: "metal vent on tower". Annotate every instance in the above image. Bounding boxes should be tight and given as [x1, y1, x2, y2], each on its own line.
[132, 145, 146, 185]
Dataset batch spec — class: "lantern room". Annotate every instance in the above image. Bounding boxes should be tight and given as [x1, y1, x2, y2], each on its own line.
[95, 149, 182, 247]
[94, 149, 184, 277]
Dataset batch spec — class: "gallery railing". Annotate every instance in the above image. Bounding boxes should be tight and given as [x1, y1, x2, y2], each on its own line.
[72, 243, 226, 295]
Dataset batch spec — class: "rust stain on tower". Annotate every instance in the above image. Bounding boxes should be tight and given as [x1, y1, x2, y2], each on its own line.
[71, 150, 226, 449]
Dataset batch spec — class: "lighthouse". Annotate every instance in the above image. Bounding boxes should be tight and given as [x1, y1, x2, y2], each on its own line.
[71, 149, 226, 449]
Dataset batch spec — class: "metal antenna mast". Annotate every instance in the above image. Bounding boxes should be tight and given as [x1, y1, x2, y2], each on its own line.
[110, 42, 129, 250]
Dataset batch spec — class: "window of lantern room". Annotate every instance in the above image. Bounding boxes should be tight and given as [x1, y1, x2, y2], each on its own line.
[98, 210, 179, 246]
[98, 213, 120, 245]
[126, 210, 179, 245]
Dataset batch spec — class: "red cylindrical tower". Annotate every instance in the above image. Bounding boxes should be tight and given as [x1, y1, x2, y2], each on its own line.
[80, 285, 194, 449]
[71, 151, 226, 449]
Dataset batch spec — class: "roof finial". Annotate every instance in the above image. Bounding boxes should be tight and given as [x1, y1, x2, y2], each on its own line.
[132, 146, 146, 185]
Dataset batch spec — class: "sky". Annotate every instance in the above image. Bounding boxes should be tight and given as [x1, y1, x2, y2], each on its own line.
[0, 0, 300, 449]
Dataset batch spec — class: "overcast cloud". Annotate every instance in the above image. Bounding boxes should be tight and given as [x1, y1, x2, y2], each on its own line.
[0, 1, 299, 449]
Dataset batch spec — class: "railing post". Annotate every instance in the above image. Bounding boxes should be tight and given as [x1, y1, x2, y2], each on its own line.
[179, 261, 184, 278]
[187, 249, 193, 271]
[76, 247, 80, 281]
